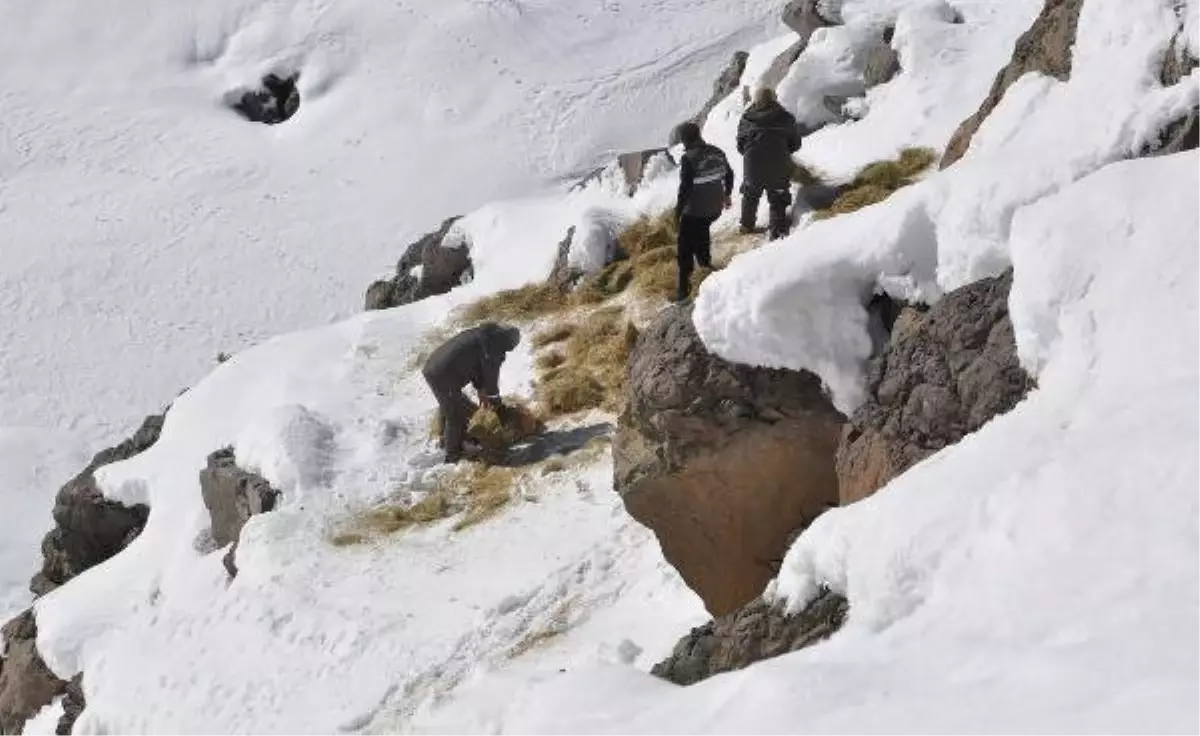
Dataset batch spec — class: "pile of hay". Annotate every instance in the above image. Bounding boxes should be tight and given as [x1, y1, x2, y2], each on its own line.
[429, 395, 546, 460]
[532, 307, 639, 416]
[456, 282, 567, 324]
[813, 147, 938, 220]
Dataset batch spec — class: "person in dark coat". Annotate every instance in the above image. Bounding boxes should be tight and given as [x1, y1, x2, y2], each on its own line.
[422, 323, 521, 462]
[672, 121, 734, 303]
[736, 87, 802, 240]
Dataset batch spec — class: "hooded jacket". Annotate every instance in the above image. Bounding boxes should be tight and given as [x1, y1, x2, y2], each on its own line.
[422, 323, 520, 399]
[736, 99, 802, 190]
[675, 142, 734, 220]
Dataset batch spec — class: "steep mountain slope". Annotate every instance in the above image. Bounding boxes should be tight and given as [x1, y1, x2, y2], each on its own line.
[0, 0, 779, 622]
[2, 0, 1196, 733]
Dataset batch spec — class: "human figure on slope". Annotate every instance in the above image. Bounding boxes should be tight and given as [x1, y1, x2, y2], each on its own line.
[422, 323, 521, 463]
[737, 87, 802, 240]
[672, 121, 734, 303]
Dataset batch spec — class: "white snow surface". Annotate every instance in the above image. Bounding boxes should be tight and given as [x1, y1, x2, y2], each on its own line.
[7, 0, 1199, 733]
[1, 0, 777, 637]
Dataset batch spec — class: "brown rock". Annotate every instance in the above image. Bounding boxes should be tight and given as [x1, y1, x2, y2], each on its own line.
[198, 448, 281, 577]
[364, 217, 471, 311]
[836, 270, 1033, 503]
[941, 0, 1085, 168]
[31, 413, 162, 596]
[0, 611, 67, 735]
[651, 589, 848, 686]
[614, 305, 845, 616]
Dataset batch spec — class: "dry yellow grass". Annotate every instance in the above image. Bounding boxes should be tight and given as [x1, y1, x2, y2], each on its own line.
[456, 282, 567, 324]
[429, 396, 546, 461]
[535, 351, 566, 370]
[534, 307, 638, 416]
[531, 323, 575, 349]
[813, 147, 937, 220]
[791, 160, 828, 187]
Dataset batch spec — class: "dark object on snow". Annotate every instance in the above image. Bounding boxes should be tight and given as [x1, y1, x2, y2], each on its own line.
[652, 589, 848, 685]
[614, 305, 844, 615]
[199, 448, 281, 577]
[31, 412, 163, 596]
[364, 217, 472, 311]
[422, 323, 521, 462]
[230, 72, 301, 125]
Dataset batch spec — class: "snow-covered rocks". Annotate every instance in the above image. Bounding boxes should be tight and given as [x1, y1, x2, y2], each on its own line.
[836, 270, 1033, 505]
[0, 611, 65, 735]
[364, 217, 471, 311]
[613, 304, 844, 616]
[650, 588, 847, 686]
[941, 0, 1084, 168]
[31, 414, 164, 597]
[198, 449, 280, 576]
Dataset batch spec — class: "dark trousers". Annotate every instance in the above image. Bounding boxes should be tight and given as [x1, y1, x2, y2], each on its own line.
[677, 214, 717, 300]
[425, 377, 474, 459]
[741, 184, 792, 238]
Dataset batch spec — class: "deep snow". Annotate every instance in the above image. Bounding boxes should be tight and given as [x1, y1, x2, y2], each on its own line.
[4, 0, 1198, 733]
[0, 0, 780, 626]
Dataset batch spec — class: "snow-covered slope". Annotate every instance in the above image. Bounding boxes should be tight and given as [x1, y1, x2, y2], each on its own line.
[0, 0, 780, 621]
[4, 0, 1198, 732]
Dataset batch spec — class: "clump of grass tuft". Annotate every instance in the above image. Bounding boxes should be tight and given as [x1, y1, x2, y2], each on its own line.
[535, 351, 566, 371]
[456, 282, 567, 324]
[791, 160, 828, 187]
[813, 147, 937, 220]
[570, 260, 635, 306]
[531, 323, 575, 349]
[429, 396, 546, 461]
[617, 211, 677, 260]
[534, 307, 638, 416]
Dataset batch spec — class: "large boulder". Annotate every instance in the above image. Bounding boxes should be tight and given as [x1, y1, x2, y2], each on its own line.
[941, 0, 1085, 168]
[364, 217, 471, 310]
[199, 448, 281, 577]
[0, 611, 66, 735]
[614, 305, 845, 616]
[31, 413, 162, 596]
[837, 270, 1033, 504]
[652, 589, 848, 686]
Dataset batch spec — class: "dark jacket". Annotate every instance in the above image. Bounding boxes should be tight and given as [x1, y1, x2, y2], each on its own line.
[422, 323, 519, 399]
[736, 100, 802, 190]
[675, 143, 734, 220]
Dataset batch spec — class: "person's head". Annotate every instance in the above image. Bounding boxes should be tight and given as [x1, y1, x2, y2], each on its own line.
[753, 87, 778, 106]
[671, 121, 703, 149]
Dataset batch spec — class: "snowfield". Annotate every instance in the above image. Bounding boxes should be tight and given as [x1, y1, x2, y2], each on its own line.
[0, 0, 779, 623]
[3, 0, 1198, 733]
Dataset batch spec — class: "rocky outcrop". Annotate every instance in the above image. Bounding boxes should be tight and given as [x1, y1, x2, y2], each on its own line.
[1144, 33, 1199, 156]
[0, 612, 66, 735]
[199, 448, 281, 577]
[546, 226, 580, 293]
[652, 589, 848, 686]
[57, 675, 84, 736]
[31, 413, 163, 596]
[364, 217, 471, 311]
[694, 51, 749, 126]
[863, 27, 901, 89]
[614, 305, 845, 616]
[941, 0, 1085, 168]
[781, 0, 839, 43]
[571, 149, 676, 197]
[837, 270, 1033, 504]
[228, 72, 301, 125]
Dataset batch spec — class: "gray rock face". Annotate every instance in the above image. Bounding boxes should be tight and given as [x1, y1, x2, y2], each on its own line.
[781, 0, 838, 43]
[942, 0, 1085, 168]
[1144, 33, 1198, 156]
[57, 675, 84, 736]
[0, 611, 66, 735]
[862, 28, 901, 89]
[614, 305, 845, 616]
[546, 226, 580, 293]
[652, 589, 848, 686]
[364, 217, 471, 310]
[199, 448, 280, 577]
[837, 270, 1033, 504]
[694, 51, 749, 127]
[571, 149, 676, 197]
[31, 413, 162, 596]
